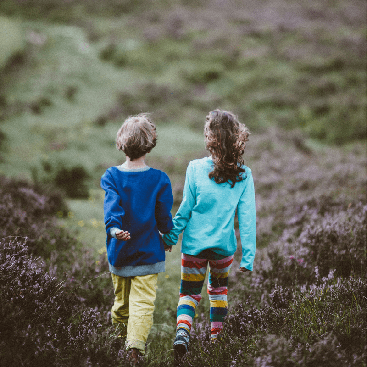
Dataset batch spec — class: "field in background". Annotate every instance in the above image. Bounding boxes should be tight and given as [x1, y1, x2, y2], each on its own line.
[0, 0, 366, 181]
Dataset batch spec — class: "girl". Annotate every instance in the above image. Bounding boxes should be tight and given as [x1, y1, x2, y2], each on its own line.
[163, 109, 256, 363]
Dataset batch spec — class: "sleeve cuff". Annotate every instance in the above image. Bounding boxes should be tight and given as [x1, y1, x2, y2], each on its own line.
[240, 261, 253, 271]
[162, 233, 176, 246]
[110, 227, 120, 239]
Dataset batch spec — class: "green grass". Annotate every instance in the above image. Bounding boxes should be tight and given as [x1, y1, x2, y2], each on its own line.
[58, 189, 106, 251]
[0, 1, 365, 180]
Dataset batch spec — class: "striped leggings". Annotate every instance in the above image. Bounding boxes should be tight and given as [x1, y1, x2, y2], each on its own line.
[177, 253, 234, 340]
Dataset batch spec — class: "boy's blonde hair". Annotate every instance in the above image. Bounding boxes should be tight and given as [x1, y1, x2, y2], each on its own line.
[116, 113, 157, 160]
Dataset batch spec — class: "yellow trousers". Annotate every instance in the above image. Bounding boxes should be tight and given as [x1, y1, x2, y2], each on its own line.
[111, 273, 158, 354]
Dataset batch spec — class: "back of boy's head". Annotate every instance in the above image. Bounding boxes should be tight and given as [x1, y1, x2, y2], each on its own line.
[116, 113, 157, 160]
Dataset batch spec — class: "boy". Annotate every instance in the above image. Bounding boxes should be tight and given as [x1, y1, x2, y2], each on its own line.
[100, 113, 173, 365]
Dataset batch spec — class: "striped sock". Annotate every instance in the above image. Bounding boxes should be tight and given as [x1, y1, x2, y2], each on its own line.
[207, 255, 233, 339]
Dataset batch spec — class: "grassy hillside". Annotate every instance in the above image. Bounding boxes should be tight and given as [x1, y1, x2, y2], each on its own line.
[0, 1, 366, 180]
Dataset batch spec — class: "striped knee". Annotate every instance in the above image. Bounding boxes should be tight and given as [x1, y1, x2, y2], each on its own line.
[177, 295, 199, 334]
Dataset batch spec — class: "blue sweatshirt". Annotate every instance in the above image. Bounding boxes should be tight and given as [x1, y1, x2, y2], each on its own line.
[101, 165, 173, 277]
[163, 157, 256, 270]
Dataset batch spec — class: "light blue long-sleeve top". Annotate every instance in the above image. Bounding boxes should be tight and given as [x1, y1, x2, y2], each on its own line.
[163, 156, 256, 270]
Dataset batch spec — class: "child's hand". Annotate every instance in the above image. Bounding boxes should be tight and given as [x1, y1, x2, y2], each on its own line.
[116, 230, 131, 241]
[239, 267, 250, 273]
[164, 243, 172, 252]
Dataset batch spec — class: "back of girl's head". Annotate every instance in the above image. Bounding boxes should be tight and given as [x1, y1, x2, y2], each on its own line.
[204, 109, 250, 187]
[116, 113, 157, 160]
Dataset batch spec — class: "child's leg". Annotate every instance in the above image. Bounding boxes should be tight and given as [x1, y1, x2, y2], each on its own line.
[111, 273, 131, 338]
[207, 255, 234, 340]
[126, 273, 158, 355]
[176, 254, 208, 341]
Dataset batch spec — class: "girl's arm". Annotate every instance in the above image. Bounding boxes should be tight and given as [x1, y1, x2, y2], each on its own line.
[155, 173, 174, 234]
[237, 170, 256, 271]
[100, 170, 125, 237]
[163, 163, 195, 246]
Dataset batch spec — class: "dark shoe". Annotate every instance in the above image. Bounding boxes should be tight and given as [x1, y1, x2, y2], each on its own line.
[127, 348, 144, 367]
[173, 343, 187, 366]
[173, 330, 189, 366]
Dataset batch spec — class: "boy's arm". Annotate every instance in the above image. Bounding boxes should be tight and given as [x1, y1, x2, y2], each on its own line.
[237, 170, 256, 271]
[155, 173, 174, 234]
[163, 163, 195, 246]
[100, 171, 125, 236]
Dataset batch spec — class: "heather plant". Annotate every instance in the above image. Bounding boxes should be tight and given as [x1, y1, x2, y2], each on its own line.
[0, 237, 125, 367]
[48, 244, 114, 309]
[253, 201, 366, 292]
[0, 175, 117, 309]
[222, 276, 367, 367]
[1, 129, 366, 365]
[301, 202, 366, 278]
[0, 175, 78, 260]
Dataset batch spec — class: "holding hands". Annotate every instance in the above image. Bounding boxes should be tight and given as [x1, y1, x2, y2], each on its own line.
[159, 232, 172, 252]
[164, 243, 173, 252]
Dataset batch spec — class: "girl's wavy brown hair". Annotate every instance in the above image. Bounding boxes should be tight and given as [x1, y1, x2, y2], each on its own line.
[204, 109, 250, 188]
[116, 113, 157, 160]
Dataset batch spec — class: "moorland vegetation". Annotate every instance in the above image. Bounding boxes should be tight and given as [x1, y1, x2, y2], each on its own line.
[0, 0, 366, 366]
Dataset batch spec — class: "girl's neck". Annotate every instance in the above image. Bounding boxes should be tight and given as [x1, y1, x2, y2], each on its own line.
[123, 155, 147, 169]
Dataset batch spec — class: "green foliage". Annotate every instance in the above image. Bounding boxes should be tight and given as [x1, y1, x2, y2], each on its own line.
[0, 16, 25, 70]
[0, 0, 365, 186]
[32, 157, 90, 199]
[0, 0, 148, 19]
[54, 165, 90, 198]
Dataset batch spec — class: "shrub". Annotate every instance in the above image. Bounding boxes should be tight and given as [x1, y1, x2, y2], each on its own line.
[48, 244, 114, 309]
[0, 175, 80, 261]
[254, 333, 350, 367]
[255, 200, 366, 290]
[301, 202, 366, 278]
[54, 165, 90, 198]
[0, 237, 128, 367]
[0, 175, 114, 311]
[0, 16, 25, 70]
[224, 276, 367, 367]
[32, 158, 90, 199]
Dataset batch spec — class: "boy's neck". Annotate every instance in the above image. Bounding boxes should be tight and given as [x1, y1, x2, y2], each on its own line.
[123, 155, 147, 169]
